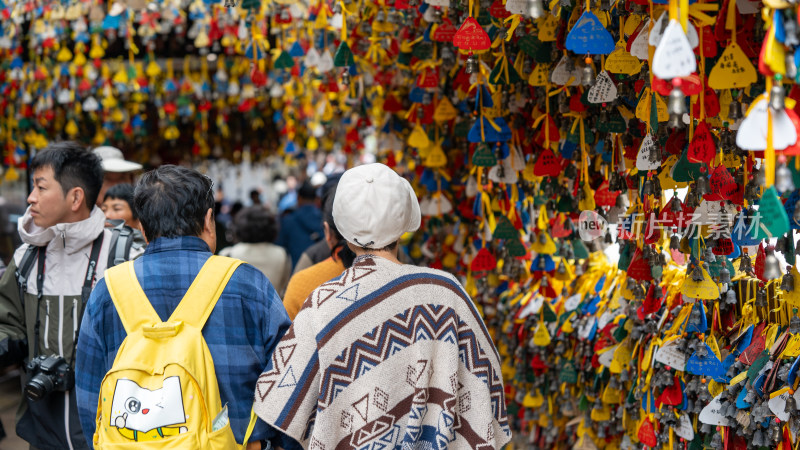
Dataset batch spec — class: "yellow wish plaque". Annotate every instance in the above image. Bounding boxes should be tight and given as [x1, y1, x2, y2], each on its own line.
[528, 63, 550, 87]
[605, 45, 643, 76]
[680, 267, 720, 300]
[708, 43, 757, 90]
[424, 144, 448, 168]
[533, 322, 552, 346]
[407, 124, 430, 148]
[433, 97, 458, 122]
[538, 14, 559, 42]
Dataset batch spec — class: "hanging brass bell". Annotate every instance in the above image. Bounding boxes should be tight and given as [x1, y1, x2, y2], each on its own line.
[725, 289, 737, 305]
[770, 80, 786, 111]
[719, 265, 731, 284]
[740, 252, 753, 274]
[791, 311, 800, 333]
[764, 252, 782, 280]
[787, 396, 798, 415]
[641, 179, 654, 196]
[465, 55, 478, 74]
[528, 0, 545, 19]
[668, 113, 684, 129]
[669, 233, 680, 250]
[668, 86, 687, 128]
[756, 288, 768, 307]
[695, 174, 710, 197]
[691, 264, 704, 282]
[787, 52, 798, 81]
[776, 161, 796, 193]
[670, 196, 682, 212]
[785, 11, 800, 47]
[580, 63, 595, 86]
[684, 190, 699, 209]
[727, 99, 742, 121]
[782, 271, 795, 292]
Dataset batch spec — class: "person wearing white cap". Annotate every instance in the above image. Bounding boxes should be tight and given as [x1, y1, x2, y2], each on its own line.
[253, 163, 511, 450]
[92, 146, 143, 207]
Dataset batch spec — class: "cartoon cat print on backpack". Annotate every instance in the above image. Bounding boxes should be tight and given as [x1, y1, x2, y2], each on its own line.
[109, 377, 188, 442]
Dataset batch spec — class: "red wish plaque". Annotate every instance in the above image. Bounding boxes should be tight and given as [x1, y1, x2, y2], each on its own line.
[452, 17, 491, 51]
[432, 18, 457, 42]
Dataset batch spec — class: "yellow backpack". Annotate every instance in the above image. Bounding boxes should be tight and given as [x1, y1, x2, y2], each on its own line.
[94, 256, 257, 449]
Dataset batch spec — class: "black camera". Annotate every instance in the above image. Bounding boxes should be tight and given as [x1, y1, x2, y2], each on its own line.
[24, 355, 74, 402]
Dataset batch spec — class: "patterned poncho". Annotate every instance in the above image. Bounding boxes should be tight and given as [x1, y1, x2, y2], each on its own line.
[254, 256, 511, 450]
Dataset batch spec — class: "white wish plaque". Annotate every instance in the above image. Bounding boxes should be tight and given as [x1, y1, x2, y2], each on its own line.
[652, 20, 697, 80]
[654, 340, 688, 371]
[736, 97, 798, 151]
[578, 316, 597, 340]
[635, 134, 661, 171]
[564, 294, 582, 311]
[598, 345, 619, 368]
[587, 70, 618, 104]
[768, 389, 800, 422]
[648, 12, 668, 46]
[304, 47, 320, 68]
[551, 56, 579, 86]
[505, 0, 528, 14]
[630, 19, 650, 60]
[699, 394, 731, 426]
[673, 414, 695, 441]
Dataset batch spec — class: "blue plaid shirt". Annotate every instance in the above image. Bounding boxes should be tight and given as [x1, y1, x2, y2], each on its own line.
[75, 236, 298, 448]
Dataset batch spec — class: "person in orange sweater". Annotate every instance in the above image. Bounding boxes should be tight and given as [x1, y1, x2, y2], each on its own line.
[282, 185, 356, 319]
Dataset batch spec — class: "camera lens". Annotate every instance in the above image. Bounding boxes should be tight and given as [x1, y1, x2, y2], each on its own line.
[25, 374, 54, 402]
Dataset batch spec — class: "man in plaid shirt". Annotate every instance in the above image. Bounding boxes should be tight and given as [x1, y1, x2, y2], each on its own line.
[75, 165, 299, 449]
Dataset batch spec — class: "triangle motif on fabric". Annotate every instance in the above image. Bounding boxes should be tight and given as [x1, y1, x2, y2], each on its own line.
[337, 284, 360, 302]
[278, 367, 297, 388]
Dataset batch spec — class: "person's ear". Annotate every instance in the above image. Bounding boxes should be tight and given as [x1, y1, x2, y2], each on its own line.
[323, 222, 331, 241]
[138, 223, 149, 244]
[205, 208, 215, 234]
[69, 187, 86, 212]
[203, 208, 217, 253]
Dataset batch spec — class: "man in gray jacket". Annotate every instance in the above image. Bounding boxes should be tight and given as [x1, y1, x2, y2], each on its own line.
[0, 142, 140, 449]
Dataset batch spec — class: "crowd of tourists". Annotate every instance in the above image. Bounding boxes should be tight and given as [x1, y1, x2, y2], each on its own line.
[0, 142, 510, 450]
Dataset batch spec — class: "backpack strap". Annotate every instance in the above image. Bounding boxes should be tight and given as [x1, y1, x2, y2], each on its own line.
[241, 407, 259, 450]
[14, 245, 40, 318]
[169, 255, 242, 330]
[106, 221, 135, 268]
[104, 261, 161, 334]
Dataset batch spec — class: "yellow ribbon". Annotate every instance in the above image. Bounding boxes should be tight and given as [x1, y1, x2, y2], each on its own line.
[766, 77, 775, 187]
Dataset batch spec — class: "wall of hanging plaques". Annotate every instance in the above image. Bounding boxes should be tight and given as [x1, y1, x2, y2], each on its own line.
[8, 0, 800, 446]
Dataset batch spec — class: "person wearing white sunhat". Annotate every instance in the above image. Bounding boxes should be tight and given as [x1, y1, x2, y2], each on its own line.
[253, 163, 512, 450]
[92, 146, 143, 207]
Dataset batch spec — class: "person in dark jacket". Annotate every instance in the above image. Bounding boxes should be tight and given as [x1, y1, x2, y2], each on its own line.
[0, 142, 141, 450]
[276, 181, 324, 268]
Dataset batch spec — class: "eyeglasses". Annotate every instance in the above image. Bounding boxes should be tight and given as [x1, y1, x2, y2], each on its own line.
[202, 175, 214, 203]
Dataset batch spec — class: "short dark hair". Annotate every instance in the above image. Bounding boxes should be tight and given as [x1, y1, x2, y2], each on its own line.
[134, 165, 214, 240]
[233, 206, 278, 243]
[30, 141, 103, 209]
[322, 186, 356, 268]
[298, 181, 317, 201]
[104, 183, 137, 220]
